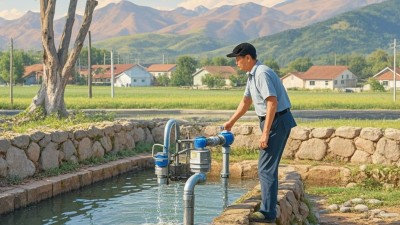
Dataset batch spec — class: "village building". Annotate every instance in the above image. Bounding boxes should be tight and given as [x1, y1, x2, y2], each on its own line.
[82, 64, 152, 87]
[281, 65, 358, 90]
[372, 67, 400, 90]
[23, 64, 44, 85]
[192, 66, 236, 86]
[147, 64, 177, 78]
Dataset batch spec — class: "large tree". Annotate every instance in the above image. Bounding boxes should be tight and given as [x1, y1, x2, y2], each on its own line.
[27, 0, 97, 116]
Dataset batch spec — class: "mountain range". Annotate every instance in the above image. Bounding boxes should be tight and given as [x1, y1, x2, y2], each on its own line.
[0, 0, 387, 51]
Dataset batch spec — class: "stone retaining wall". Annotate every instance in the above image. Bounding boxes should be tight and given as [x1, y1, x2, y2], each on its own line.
[213, 164, 310, 225]
[1, 121, 399, 180]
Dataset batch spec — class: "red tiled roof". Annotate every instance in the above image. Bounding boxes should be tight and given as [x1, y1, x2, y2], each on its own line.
[281, 72, 305, 80]
[81, 64, 136, 79]
[147, 64, 176, 72]
[23, 64, 43, 78]
[374, 67, 400, 80]
[301, 66, 350, 80]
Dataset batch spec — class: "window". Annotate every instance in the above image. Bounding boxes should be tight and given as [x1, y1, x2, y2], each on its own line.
[133, 79, 137, 82]
[325, 81, 328, 86]
[383, 81, 389, 86]
[309, 81, 315, 86]
[346, 74, 349, 79]
[142, 79, 145, 82]
[341, 80, 344, 84]
[334, 80, 337, 85]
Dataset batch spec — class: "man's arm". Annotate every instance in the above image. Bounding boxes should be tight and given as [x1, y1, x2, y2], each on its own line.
[223, 96, 252, 131]
[259, 96, 277, 149]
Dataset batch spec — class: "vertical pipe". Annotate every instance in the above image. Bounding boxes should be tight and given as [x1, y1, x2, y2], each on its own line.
[221, 146, 230, 178]
[183, 173, 206, 225]
[111, 50, 114, 98]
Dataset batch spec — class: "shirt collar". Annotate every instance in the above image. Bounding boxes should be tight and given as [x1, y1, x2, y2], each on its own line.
[247, 60, 261, 76]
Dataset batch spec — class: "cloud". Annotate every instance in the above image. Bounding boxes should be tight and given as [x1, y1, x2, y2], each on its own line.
[178, 0, 286, 9]
[0, 8, 25, 20]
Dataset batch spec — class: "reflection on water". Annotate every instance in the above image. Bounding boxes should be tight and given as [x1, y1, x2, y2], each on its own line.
[0, 170, 257, 225]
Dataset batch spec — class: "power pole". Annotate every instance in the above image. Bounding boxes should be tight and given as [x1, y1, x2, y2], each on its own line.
[390, 39, 400, 102]
[9, 38, 13, 107]
[88, 31, 92, 98]
[111, 50, 115, 98]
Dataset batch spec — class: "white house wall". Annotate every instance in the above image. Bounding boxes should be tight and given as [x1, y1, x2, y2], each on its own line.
[282, 75, 304, 89]
[115, 67, 152, 87]
[380, 79, 400, 90]
[193, 71, 208, 86]
[305, 80, 333, 89]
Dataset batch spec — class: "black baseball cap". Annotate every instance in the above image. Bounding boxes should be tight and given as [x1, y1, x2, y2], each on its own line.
[226, 42, 257, 59]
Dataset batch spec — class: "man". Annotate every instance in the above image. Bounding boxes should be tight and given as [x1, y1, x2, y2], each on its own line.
[224, 43, 296, 223]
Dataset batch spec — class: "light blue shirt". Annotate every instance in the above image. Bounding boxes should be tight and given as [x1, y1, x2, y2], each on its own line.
[244, 61, 291, 117]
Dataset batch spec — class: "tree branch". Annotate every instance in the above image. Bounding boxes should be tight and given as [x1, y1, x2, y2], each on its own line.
[62, 0, 97, 85]
[40, 0, 59, 68]
[58, 0, 78, 68]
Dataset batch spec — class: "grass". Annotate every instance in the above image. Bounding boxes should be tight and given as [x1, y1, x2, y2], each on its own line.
[306, 186, 400, 207]
[1, 85, 400, 110]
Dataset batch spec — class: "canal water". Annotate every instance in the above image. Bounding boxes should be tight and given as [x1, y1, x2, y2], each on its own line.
[1, 170, 257, 225]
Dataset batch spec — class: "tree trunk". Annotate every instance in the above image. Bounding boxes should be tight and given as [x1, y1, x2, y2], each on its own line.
[27, 0, 97, 117]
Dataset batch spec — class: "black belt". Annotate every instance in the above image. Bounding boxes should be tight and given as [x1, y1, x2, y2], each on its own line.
[258, 108, 289, 122]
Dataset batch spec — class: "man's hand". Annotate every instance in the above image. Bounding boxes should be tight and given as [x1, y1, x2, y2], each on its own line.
[223, 121, 234, 131]
[259, 133, 269, 149]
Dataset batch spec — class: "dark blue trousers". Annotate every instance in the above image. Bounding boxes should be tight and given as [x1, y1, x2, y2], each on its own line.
[258, 111, 296, 220]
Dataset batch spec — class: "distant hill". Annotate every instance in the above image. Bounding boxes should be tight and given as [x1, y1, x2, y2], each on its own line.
[0, 0, 386, 51]
[206, 0, 400, 65]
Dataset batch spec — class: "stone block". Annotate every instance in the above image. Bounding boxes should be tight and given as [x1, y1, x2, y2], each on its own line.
[25, 180, 53, 205]
[76, 170, 92, 187]
[50, 173, 80, 196]
[0, 192, 14, 215]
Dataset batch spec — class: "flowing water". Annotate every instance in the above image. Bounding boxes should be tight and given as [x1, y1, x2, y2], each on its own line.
[0, 170, 257, 225]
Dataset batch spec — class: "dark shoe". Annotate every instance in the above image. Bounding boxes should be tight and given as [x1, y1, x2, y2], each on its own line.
[249, 212, 276, 223]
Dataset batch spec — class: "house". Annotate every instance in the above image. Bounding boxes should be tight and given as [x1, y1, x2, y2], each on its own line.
[147, 64, 176, 78]
[192, 66, 236, 86]
[281, 72, 305, 89]
[86, 64, 152, 87]
[23, 64, 43, 85]
[372, 67, 400, 90]
[281, 66, 358, 90]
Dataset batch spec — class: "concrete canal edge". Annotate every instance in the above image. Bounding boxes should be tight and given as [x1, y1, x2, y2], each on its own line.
[0, 155, 311, 225]
[0, 154, 154, 215]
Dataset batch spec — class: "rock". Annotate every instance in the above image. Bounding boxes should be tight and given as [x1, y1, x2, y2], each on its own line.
[355, 138, 375, 154]
[30, 131, 45, 142]
[296, 139, 327, 161]
[351, 198, 364, 204]
[92, 141, 105, 158]
[354, 204, 368, 212]
[311, 127, 334, 139]
[6, 146, 36, 179]
[367, 199, 383, 205]
[289, 127, 310, 140]
[329, 137, 355, 158]
[100, 136, 113, 153]
[40, 142, 60, 170]
[51, 131, 69, 143]
[376, 138, 400, 162]
[78, 137, 93, 160]
[11, 135, 30, 149]
[340, 207, 352, 213]
[360, 127, 382, 141]
[350, 150, 371, 164]
[359, 164, 367, 171]
[384, 128, 400, 141]
[0, 158, 7, 177]
[62, 140, 77, 161]
[328, 204, 339, 211]
[335, 126, 361, 139]
[342, 201, 352, 207]
[26, 142, 41, 163]
[0, 138, 11, 153]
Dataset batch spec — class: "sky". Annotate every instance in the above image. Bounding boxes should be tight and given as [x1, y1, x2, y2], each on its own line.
[0, 0, 286, 20]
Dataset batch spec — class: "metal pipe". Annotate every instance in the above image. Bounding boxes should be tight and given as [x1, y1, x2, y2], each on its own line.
[163, 119, 180, 158]
[183, 172, 207, 225]
[221, 146, 230, 178]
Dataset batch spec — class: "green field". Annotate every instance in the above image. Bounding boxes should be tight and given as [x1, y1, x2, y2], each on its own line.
[1, 85, 400, 110]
